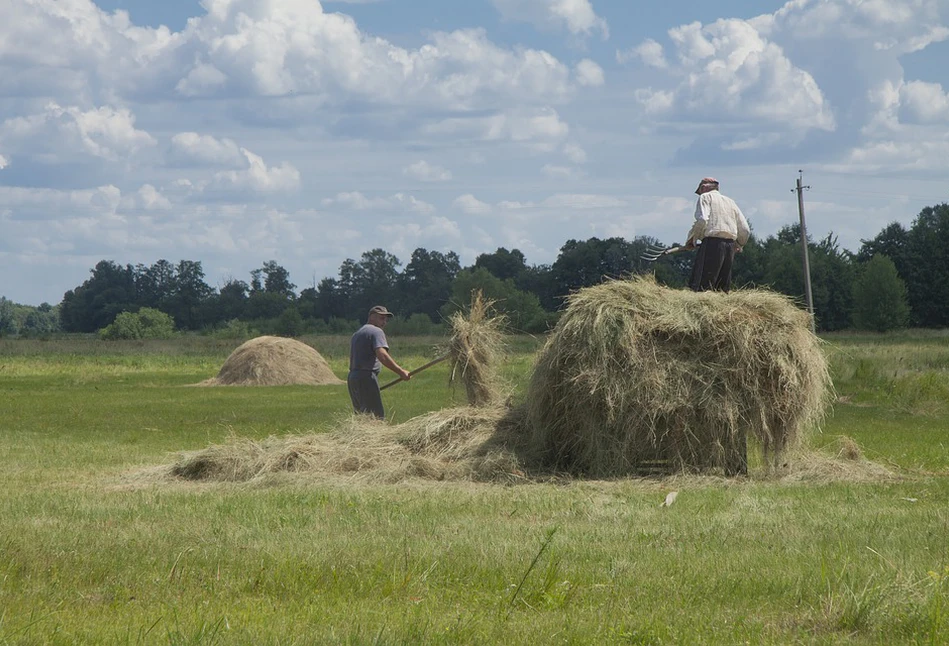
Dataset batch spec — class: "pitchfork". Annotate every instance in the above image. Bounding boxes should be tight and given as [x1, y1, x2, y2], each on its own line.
[640, 243, 687, 262]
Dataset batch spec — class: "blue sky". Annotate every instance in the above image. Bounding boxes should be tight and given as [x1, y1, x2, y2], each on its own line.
[2, 0, 948, 305]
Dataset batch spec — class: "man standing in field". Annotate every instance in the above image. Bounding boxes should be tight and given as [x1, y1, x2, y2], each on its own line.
[685, 177, 751, 292]
[348, 305, 411, 419]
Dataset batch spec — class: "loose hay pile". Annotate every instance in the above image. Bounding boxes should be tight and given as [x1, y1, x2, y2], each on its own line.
[170, 406, 529, 484]
[525, 276, 834, 477]
[200, 336, 343, 386]
[444, 290, 507, 406]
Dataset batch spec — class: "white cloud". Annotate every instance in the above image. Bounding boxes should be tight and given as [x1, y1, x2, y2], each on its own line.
[0, 154, 8, 169]
[208, 149, 301, 194]
[490, 0, 609, 38]
[563, 143, 586, 163]
[322, 191, 435, 214]
[541, 164, 582, 179]
[118, 184, 172, 211]
[453, 194, 493, 215]
[2, 1, 579, 114]
[541, 193, 627, 209]
[900, 81, 949, 124]
[645, 19, 836, 132]
[403, 160, 452, 182]
[0, 103, 155, 161]
[423, 108, 569, 151]
[617, 39, 667, 68]
[574, 59, 604, 87]
[169, 132, 245, 167]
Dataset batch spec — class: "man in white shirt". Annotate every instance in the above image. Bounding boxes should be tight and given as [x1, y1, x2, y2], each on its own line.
[684, 177, 751, 292]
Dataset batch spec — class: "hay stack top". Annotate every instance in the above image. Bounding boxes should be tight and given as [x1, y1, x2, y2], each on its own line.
[202, 336, 344, 387]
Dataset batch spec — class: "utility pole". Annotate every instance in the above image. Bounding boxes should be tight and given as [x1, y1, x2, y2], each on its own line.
[793, 170, 816, 334]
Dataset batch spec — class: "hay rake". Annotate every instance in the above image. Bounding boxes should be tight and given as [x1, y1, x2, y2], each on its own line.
[640, 244, 687, 262]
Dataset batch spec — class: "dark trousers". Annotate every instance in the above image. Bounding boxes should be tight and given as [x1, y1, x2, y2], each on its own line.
[690, 237, 737, 293]
[347, 370, 384, 419]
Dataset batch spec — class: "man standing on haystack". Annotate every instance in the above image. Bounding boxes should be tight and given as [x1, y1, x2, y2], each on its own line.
[348, 305, 411, 419]
[685, 177, 751, 292]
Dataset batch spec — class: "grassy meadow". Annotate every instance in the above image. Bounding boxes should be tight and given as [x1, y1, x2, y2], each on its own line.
[1, 330, 948, 644]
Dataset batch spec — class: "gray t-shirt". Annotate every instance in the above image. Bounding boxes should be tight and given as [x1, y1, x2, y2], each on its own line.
[349, 324, 389, 373]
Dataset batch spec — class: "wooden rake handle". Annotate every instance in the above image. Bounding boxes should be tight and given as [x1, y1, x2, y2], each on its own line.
[379, 353, 451, 391]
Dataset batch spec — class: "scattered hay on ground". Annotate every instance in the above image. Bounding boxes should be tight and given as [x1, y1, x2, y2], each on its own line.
[167, 405, 531, 485]
[198, 336, 343, 387]
[776, 448, 898, 484]
[524, 276, 835, 477]
[444, 290, 507, 406]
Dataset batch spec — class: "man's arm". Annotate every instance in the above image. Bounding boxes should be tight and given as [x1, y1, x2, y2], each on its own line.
[685, 197, 708, 249]
[375, 347, 411, 381]
[735, 205, 751, 247]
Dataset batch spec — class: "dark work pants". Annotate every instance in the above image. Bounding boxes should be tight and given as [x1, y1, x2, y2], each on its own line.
[689, 237, 737, 293]
[348, 370, 384, 419]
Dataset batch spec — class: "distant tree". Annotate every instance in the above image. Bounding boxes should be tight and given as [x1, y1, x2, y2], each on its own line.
[474, 248, 527, 281]
[444, 268, 550, 333]
[259, 260, 296, 298]
[215, 279, 250, 322]
[904, 204, 949, 327]
[312, 278, 347, 322]
[165, 260, 213, 330]
[399, 248, 461, 320]
[0, 297, 18, 336]
[60, 260, 137, 332]
[21, 304, 60, 336]
[549, 237, 648, 302]
[336, 249, 402, 320]
[851, 255, 910, 332]
[135, 259, 176, 309]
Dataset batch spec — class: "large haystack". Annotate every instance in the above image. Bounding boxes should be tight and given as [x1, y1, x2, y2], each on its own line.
[524, 277, 834, 476]
[201, 336, 343, 386]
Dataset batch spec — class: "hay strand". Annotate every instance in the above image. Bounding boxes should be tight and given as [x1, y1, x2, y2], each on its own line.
[444, 290, 507, 406]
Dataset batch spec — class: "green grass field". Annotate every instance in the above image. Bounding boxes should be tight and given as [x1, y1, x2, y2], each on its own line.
[1, 332, 948, 645]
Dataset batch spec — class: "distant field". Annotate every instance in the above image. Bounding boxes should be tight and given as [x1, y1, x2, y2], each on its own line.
[1, 331, 948, 644]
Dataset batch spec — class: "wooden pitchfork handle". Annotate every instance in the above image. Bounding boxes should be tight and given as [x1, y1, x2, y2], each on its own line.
[379, 353, 451, 391]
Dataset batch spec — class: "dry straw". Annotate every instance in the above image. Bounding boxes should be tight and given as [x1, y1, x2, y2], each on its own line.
[524, 276, 835, 477]
[199, 336, 343, 387]
[444, 290, 507, 407]
[170, 406, 528, 484]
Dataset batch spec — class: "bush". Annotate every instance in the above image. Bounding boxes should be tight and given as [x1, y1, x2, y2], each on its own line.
[99, 308, 176, 340]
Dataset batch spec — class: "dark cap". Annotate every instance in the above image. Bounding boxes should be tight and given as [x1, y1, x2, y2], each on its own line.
[368, 305, 394, 317]
[695, 177, 719, 194]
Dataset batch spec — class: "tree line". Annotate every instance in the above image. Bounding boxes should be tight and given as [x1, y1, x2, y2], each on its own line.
[3, 203, 947, 337]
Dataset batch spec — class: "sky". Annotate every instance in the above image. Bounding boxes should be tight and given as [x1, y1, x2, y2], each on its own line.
[1, 0, 948, 306]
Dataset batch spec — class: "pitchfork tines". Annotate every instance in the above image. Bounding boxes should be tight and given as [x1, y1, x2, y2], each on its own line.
[640, 244, 685, 262]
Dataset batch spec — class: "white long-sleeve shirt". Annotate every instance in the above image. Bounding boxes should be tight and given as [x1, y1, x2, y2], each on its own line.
[688, 190, 751, 246]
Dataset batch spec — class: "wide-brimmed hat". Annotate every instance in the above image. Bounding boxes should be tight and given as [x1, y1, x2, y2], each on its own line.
[695, 177, 720, 194]
[368, 305, 394, 317]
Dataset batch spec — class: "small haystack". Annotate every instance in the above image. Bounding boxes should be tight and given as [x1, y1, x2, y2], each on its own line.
[444, 291, 507, 407]
[524, 276, 834, 476]
[200, 336, 343, 387]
